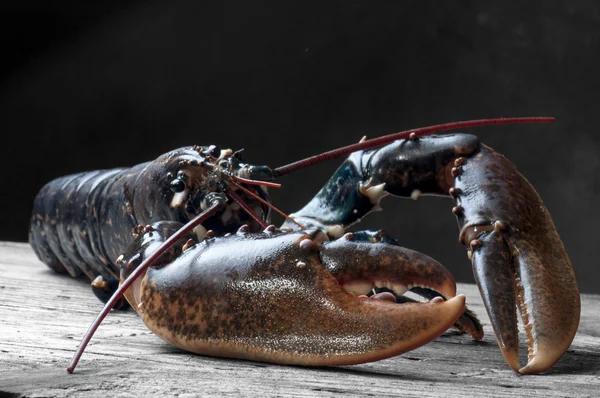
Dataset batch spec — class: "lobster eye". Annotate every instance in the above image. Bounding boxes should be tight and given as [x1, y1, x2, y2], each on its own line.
[207, 145, 221, 159]
[170, 179, 186, 193]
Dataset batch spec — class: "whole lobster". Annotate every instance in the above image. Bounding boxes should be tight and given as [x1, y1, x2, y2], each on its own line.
[29, 118, 580, 375]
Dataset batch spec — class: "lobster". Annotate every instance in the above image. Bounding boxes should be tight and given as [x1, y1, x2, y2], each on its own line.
[28, 118, 580, 375]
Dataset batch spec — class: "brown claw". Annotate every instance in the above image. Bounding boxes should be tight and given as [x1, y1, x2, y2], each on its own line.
[455, 145, 580, 374]
[126, 231, 466, 366]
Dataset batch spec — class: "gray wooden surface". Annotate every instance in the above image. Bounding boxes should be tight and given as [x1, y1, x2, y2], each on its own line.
[0, 241, 598, 397]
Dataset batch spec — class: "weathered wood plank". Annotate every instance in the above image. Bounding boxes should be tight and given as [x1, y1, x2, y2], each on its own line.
[0, 241, 598, 397]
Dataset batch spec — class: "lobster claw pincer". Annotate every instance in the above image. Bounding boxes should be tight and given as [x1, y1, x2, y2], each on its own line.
[453, 145, 580, 374]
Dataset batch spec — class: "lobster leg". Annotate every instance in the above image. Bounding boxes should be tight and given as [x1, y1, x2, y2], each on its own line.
[90, 276, 130, 310]
[287, 133, 580, 374]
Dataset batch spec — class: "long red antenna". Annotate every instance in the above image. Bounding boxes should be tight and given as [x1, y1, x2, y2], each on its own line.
[273, 117, 555, 177]
[229, 181, 305, 229]
[230, 175, 281, 188]
[227, 188, 269, 229]
[67, 198, 225, 373]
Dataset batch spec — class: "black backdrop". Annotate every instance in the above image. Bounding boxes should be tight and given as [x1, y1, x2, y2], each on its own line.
[1, 1, 598, 293]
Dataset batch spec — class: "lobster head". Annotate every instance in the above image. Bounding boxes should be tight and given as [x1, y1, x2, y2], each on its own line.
[136, 145, 275, 235]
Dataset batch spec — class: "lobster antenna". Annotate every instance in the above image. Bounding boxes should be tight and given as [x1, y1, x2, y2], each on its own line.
[273, 117, 555, 177]
[67, 199, 226, 374]
[227, 188, 269, 229]
[231, 175, 282, 188]
[229, 180, 306, 229]
[201, 162, 282, 189]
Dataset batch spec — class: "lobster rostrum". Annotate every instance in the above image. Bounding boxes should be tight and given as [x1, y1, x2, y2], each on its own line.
[28, 118, 580, 375]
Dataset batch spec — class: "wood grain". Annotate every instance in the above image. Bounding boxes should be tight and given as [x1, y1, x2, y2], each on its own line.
[0, 242, 598, 397]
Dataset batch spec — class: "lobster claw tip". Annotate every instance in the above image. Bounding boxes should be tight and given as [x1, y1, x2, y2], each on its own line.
[471, 228, 580, 375]
[515, 299, 580, 375]
[517, 351, 555, 375]
[336, 293, 467, 365]
[497, 339, 572, 375]
[517, 338, 576, 374]
[501, 346, 520, 374]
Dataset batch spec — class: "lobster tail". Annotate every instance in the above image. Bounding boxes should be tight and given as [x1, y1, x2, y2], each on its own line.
[29, 170, 126, 280]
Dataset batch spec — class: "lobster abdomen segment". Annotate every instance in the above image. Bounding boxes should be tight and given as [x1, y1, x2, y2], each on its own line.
[29, 167, 141, 280]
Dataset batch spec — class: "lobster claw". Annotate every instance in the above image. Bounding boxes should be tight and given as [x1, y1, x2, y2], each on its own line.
[455, 145, 580, 374]
[277, 131, 579, 373]
[123, 228, 468, 366]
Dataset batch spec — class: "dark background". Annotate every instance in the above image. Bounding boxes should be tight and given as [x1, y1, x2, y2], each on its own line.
[1, 1, 598, 293]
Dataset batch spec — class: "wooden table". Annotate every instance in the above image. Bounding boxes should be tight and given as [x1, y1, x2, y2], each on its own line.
[0, 242, 598, 397]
